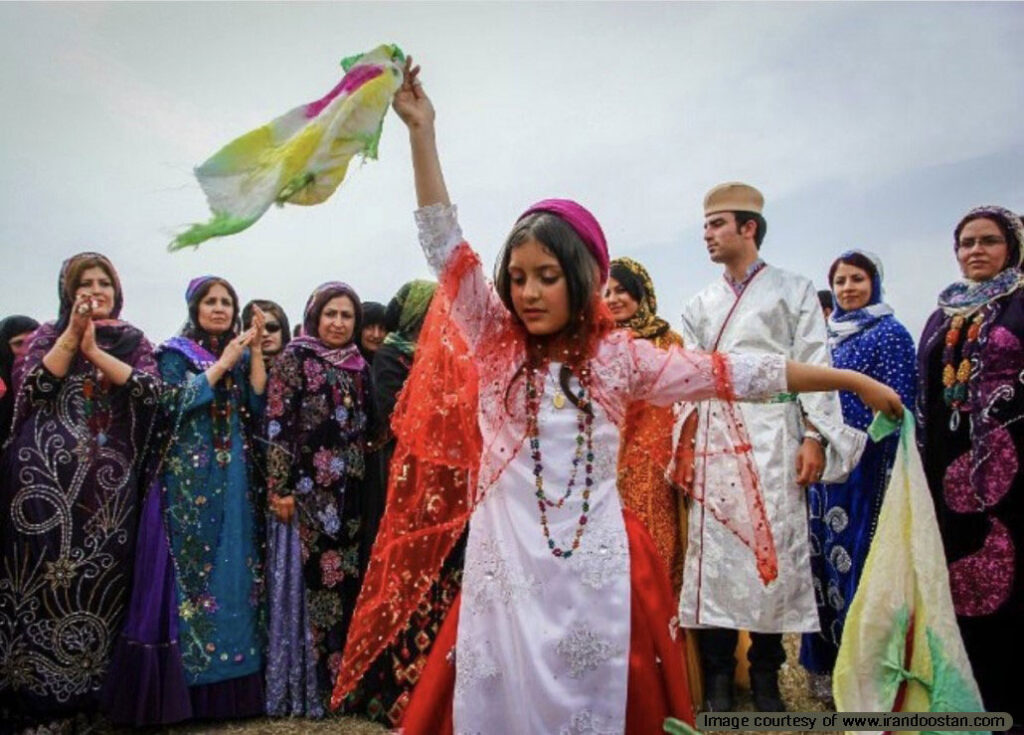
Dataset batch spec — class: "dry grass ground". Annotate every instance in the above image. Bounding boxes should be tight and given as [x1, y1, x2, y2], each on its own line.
[97, 635, 830, 735]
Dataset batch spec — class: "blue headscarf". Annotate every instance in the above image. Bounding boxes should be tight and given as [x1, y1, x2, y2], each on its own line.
[827, 250, 895, 347]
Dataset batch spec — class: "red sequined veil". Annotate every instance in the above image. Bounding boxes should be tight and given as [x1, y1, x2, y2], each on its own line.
[331, 242, 780, 710]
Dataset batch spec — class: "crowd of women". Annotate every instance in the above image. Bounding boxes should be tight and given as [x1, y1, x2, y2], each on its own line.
[0, 58, 1020, 735]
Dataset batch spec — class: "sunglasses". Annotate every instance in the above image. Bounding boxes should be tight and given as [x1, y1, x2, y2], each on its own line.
[264, 322, 282, 334]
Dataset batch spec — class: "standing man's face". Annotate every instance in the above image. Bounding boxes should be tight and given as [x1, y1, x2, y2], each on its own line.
[703, 212, 748, 264]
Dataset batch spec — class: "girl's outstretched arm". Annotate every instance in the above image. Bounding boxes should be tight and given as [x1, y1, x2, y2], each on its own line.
[393, 57, 450, 208]
[785, 361, 903, 419]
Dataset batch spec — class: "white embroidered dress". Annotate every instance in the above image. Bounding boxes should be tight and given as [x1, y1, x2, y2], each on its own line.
[416, 204, 788, 735]
[678, 265, 867, 632]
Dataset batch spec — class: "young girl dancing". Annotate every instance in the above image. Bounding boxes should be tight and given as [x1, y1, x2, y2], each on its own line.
[333, 59, 903, 734]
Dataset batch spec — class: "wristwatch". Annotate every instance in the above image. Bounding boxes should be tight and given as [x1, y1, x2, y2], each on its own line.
[803, 428, 826, 446]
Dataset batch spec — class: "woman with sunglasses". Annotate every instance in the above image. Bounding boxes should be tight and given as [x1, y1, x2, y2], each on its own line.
[243, 299, 291, 369]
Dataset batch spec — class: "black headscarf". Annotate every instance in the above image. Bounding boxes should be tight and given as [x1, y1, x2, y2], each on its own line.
[0, 315, 39, 445]
[0, 315, 39, 385]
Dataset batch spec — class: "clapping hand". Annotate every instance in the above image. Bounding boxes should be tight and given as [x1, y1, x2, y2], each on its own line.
[250, 305, 266, 356]
[69, 294, 93, 337]
[218, 328, 257, 371]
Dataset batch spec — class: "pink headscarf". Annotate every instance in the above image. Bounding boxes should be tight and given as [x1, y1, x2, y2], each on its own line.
[520, 199, 609, 283]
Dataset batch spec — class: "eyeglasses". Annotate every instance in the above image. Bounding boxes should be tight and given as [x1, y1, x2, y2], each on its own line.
[264, 322, 282, 334]
[957, 235, 1006, 251]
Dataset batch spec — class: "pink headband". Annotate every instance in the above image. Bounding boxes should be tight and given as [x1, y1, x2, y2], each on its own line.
[520, 199, 609, 283]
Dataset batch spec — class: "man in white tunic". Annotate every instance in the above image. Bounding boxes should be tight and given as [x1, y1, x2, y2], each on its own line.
[675, 183, 865, 711]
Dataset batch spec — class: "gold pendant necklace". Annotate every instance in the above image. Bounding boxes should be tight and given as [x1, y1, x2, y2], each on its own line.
[547, 368, 567, 409]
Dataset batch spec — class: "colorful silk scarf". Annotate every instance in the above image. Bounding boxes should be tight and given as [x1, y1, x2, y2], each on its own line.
[171, 44, 405, 250]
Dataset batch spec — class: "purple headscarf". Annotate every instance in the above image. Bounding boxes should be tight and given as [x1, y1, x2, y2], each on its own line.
[520, 199, 610, 283]
[287, 281, 366, 371]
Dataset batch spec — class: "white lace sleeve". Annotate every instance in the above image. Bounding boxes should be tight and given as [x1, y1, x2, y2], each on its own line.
[415, 203, 464, 274]
[727, 352, 787, 400]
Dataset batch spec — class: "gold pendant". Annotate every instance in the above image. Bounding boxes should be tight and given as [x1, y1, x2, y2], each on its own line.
[553, 391, 566, 410]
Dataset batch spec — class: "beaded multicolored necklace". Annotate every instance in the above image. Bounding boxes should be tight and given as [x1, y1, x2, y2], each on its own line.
[525, 362, 594, 560]
[942, 312, 984, 413]
[210, 374, 235, 467]
[82, 373, 112, 446]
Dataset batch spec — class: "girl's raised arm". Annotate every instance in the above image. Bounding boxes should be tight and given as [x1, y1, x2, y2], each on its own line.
[394, 58, 450, 209]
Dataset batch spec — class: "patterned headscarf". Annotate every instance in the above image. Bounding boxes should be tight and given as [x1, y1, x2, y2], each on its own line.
[382, 280, 437, 357]
[938, 205, 1024, 316]
[827, 250, 895, 346]
[608, 257, 671, 340]
[288, 281, 366, 371]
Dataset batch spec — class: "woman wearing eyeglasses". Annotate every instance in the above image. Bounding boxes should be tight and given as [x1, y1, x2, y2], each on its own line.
[243, 299, 291, 369]
[916, 206, 1024, 722]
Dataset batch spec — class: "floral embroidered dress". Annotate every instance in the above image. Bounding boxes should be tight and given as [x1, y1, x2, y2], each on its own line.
[264, 291, 372, 717]
[915, 206, 1024, 721]
[161, 340, 266, 694]
[0, 255, 160, 731]
[800, 309, 916, 677]
[389, 204, 789, 735]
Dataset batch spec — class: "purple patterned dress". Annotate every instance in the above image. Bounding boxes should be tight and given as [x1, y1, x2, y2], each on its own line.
[0, 322, 160, 731]
[917, 290, 1024, 721]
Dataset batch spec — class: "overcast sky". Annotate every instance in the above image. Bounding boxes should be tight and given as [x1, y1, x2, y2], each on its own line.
[2, 2, 1022, 344]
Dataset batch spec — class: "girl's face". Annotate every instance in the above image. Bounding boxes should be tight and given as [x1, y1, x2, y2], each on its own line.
[603, 276, 639, 321]
[831, 263, 873, 312]
[74, 266, 116, 320]
[197, 284, 235, 335]
[507, 238, 571, 336]
[957, 217, 1010, 282]
[318, 295, 356, 348]
[8, 331, 34, 359]
[361, 323, 386, 353]
[261, 314, 284, 355]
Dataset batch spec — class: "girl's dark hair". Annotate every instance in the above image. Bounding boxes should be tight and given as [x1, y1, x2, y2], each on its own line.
[494, 212, 601, 352]
[362, 301, 387, 328]
[828, 251, 878, 288]
[494, 211, 604, 411]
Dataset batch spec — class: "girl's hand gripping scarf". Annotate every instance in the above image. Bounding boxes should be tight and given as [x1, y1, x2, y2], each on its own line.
[171, 44, 405, 250]
[833, 411, 986, 724]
